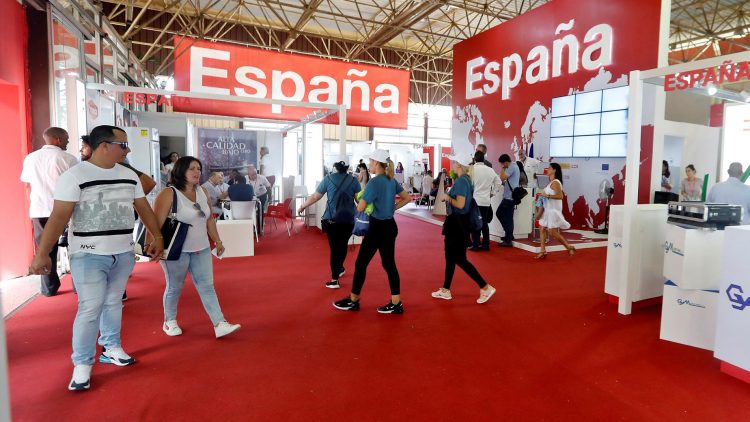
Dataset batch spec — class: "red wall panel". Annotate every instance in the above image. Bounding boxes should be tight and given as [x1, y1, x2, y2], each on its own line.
[0, 0, 32, 280]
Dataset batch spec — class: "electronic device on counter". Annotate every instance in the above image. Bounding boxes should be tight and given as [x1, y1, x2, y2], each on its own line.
[667, 202, 743, 229]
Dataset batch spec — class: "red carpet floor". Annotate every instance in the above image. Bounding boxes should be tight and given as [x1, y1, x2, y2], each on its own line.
[6, 216, 750, 421]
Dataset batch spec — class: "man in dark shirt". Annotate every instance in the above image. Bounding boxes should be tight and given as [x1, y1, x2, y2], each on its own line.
[228, 176, 254, 201]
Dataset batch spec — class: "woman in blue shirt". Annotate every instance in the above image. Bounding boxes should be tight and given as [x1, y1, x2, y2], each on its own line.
[432, 156, 496, 304]
[333, 149, 411, 314]
[298, 161, 360, 289]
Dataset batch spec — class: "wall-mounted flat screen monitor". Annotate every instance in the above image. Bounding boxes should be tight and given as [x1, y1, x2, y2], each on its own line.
[549, 86, 629, 158]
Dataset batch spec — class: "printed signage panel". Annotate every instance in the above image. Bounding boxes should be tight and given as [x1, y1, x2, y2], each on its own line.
[715, 227, 750, 370]
[173, 39, 410, 129]
[451, 0, 662, 228]
[197, 128, 258, 182]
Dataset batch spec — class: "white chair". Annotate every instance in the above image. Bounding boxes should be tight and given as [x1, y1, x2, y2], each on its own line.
[226, 200, 259, 242]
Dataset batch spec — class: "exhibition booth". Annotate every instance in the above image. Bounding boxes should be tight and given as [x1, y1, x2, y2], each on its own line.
[605, 50, 750, 382]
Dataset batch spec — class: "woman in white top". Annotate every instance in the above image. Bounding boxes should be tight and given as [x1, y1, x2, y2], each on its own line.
[680, 164, 703, 201]
[536, 163, 575, 259]
[151, 156, 240, 338]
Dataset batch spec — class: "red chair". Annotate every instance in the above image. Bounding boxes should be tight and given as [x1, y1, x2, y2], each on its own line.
[264, 198, 296, 237]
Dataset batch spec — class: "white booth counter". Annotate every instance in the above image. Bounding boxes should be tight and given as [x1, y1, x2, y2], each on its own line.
[488, 187, 534, 242]
[605, 204, 668, 302]
[660, 280, 719, 351]
[714, 226, 750, 378]
[662, 223, 725, 291]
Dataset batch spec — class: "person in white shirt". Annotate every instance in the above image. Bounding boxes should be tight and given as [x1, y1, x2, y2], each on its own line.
[247, 164, 272, 232]
[421, 170, 434, 204]
[708, 162, 750, 225]
[201, 171, 229, 216]
[28, 125, 164, 392]
[469, 151, 501, 251]
[20, 127, 79, 296]
[518, 148, 542, 188]
[259, 146, 276, 194]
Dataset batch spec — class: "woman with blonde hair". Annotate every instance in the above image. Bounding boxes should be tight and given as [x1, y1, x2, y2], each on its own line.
[333, 149, 411, 314]
[431, 156, 496, 304]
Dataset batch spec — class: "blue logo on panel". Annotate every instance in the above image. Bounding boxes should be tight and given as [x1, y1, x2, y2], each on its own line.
[726, 284, 750, 311]
[664, 242, 684, 256]
[602, 164, 609, 171]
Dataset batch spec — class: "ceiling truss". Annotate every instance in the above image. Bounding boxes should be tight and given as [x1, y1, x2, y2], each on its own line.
[97, 0, 750, 106]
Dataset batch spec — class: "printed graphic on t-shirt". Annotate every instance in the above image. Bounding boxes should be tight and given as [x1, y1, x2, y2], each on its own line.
[72, 182, 137, 236]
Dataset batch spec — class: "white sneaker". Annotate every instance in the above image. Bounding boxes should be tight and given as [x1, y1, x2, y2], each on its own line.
[431, 288, 452, 300]
[68, 364, 92, 391]
[477, 285, 497, 304]
[163, 320, 183, 336]
[99, 347, 136, 366]
[214, 321, 241, 338]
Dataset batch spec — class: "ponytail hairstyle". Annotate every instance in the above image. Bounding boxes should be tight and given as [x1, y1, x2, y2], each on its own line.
[385, 158, 395, 180]
[549, 162, 563, 185]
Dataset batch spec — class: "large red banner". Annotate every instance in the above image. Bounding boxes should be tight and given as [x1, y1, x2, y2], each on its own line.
[173, 39, 410, 129]
[452, 0, 663, 228]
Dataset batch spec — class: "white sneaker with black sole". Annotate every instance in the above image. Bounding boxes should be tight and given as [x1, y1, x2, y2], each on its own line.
[68, 364, 92, 391]
[99, 347, 136, 366]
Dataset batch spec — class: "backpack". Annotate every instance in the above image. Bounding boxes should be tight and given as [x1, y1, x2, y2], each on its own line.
[517, 160, 529, 187]
[329, 175, 356, 224]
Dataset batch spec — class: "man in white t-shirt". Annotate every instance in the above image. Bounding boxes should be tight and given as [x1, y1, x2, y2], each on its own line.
[259, 146, 276, 186]
[20, 127, 79, 296]
[247, 164, 271, 232]
[470, 151, 501, 251]
[29, 125, 164, 392]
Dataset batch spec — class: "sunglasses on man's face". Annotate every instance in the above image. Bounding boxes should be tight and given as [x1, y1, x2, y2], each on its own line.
[106, 141, 129, 150]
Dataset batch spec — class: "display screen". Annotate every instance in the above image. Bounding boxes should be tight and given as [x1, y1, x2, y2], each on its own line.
[573, 135, 600, 157]
[549, 86, 628, 157]
[600, 134, 628, 157]
[550, 137, 573, 157]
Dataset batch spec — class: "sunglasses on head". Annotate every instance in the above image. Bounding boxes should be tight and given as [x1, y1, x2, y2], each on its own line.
[106, 141, 129, 150]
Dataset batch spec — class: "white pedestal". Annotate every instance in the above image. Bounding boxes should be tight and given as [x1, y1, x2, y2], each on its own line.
[714, 226, 750, 371]
[216, 220, 254, 257]
[660, 281, 719, 351]
[488, 188, 533, 240]
[605, 204, 668, 301]
[662, 224, 724, 291]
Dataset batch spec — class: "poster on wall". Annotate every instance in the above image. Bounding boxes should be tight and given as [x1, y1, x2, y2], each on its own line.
[197, 128, 258, 181]
[86, 89, 115, 131]
[451, 0, 663, 228]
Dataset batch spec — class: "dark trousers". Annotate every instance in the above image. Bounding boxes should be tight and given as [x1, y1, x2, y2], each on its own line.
[443, 214, 487, 289]
[257, 193, 268, 232]
[471, 205, 494, 248]
[496, 199, 515, 242]
[325, 222, 354, 280]
[32, 218, 60, 296]
[351, 218, 400, 296]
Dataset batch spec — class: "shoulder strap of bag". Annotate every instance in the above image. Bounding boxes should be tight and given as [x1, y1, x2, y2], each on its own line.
[326, 174, 349, 209]
[169, 186, 178, 218]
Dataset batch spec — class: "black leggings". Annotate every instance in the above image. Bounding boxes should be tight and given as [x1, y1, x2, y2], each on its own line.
[325, 221, 354, 280]
[443, 214, 487, 290]
[351, 218, 400, 296]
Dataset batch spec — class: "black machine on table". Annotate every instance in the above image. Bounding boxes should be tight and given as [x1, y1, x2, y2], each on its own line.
[667, 202, 743, 230]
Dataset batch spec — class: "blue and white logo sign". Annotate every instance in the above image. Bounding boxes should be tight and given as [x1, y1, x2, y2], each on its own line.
[664, 241, 684, 256]
[726, 284, 750, 311]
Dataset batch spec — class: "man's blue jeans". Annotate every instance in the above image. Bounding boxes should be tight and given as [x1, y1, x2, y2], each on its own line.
[70, 252, 135, 365]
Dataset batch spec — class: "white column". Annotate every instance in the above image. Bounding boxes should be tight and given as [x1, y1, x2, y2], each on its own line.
[338, 105, 347, 161]
[618, 70, 644, 315]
